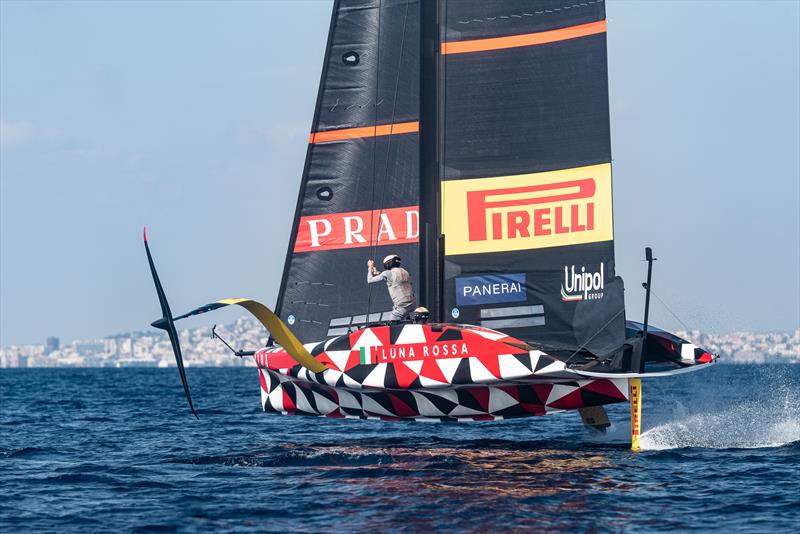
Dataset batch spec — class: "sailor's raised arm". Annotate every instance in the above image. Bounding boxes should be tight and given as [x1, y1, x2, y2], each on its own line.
[367, 259, 383, 283]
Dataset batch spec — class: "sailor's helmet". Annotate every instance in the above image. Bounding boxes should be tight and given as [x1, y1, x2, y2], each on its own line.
[412, 306, 430, 324]
[382, 254, 401, 269]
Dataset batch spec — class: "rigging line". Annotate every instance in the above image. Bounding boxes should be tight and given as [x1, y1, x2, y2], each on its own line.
[649, 288, 696, 340]
[563, 307, 625, 366]
[369, 0, 411, 273]
[365, 0, 412, 323]
[364, 0, 383, 323]
[371, 0, 411, 258]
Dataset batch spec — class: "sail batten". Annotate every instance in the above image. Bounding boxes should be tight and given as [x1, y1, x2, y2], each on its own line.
[309, 120, 420, 143]
[441, 20, 606, 54]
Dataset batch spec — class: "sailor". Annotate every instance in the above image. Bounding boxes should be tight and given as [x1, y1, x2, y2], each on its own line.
[412, 306, 430, 324]
[367, 254, 416, 321]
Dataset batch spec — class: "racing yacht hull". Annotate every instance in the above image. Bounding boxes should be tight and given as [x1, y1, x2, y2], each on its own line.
[252, 321, 711, 421]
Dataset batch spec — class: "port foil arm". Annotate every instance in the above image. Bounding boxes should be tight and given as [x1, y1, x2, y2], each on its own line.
[173, 299, 327, 373]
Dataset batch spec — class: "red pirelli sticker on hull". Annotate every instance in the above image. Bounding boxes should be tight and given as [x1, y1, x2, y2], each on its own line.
[294, 205, 419, 252]
[441, 164, 613, 255]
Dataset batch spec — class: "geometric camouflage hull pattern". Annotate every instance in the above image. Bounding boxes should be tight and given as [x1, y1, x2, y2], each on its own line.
[255, 323, 629, 421]
[258, 368, 628, 421]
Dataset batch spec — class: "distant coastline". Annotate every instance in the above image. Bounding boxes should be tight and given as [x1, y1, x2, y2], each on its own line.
[1, 317, 798, 368]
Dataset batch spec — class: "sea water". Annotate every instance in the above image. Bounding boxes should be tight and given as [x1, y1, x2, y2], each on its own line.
[1, 364, 798, 532]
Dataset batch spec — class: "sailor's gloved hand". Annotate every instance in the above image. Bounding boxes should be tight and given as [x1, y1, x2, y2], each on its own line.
[367, 259, 374, 268]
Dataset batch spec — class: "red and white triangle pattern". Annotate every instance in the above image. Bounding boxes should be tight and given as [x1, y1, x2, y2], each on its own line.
[254, 323, 629, 420]
[255, 323, 579, 390]
[258, 368, 628, 421]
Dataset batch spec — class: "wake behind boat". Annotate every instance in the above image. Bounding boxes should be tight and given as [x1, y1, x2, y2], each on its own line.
[145, 0, 716, 451]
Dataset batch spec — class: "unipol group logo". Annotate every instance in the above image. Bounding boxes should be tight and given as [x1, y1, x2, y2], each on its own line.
[294, 206, 418, 252]
[441, 164, 613, 255]
[561, 263, 605, 302]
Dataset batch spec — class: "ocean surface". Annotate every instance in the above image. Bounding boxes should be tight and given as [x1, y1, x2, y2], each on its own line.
[1, 364, 798, 532]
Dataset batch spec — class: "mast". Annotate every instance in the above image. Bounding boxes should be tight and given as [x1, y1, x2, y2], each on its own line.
[419, 0, 442, 322]
[640, 246, 655, 373]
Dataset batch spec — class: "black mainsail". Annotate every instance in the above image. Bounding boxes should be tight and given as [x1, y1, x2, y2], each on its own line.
[279, 0, 625, 355]
[276, 0, 421, 342]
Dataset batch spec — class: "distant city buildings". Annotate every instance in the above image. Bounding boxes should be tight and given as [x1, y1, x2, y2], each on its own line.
[44, 336, 59, 355]
[1, 319, 798, 368]
[0, 317, 261, 368]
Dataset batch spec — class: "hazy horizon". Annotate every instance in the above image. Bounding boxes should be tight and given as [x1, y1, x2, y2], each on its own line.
[1, 0, 798, 346]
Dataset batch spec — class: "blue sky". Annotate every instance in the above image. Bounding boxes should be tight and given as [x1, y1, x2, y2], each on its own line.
[1, 0, 798, 345]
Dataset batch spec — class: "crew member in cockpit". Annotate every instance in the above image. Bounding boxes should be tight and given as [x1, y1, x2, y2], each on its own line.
[412, 307, 430, 324]
[367, 254, 416, 321]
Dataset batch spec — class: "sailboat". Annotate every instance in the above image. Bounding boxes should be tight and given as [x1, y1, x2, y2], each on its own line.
[145, 0, 716, 450]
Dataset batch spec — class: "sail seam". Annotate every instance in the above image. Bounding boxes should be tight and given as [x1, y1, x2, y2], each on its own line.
[441, 20, 605, 55]
[454, 0, 604, 25]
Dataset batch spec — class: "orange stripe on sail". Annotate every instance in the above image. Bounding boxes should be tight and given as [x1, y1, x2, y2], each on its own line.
[440, 20, 606, 55]
[309, 121, 419, 144]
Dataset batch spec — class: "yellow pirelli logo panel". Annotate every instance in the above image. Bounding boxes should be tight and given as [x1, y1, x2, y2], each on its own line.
[441, 163, 613, 256]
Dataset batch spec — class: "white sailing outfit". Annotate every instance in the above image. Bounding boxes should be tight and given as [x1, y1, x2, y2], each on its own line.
[367, 267, 416, 320]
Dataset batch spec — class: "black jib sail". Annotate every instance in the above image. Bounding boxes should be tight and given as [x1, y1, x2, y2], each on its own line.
[276, 0, 421, 342]
[435, 0, 625, 355]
